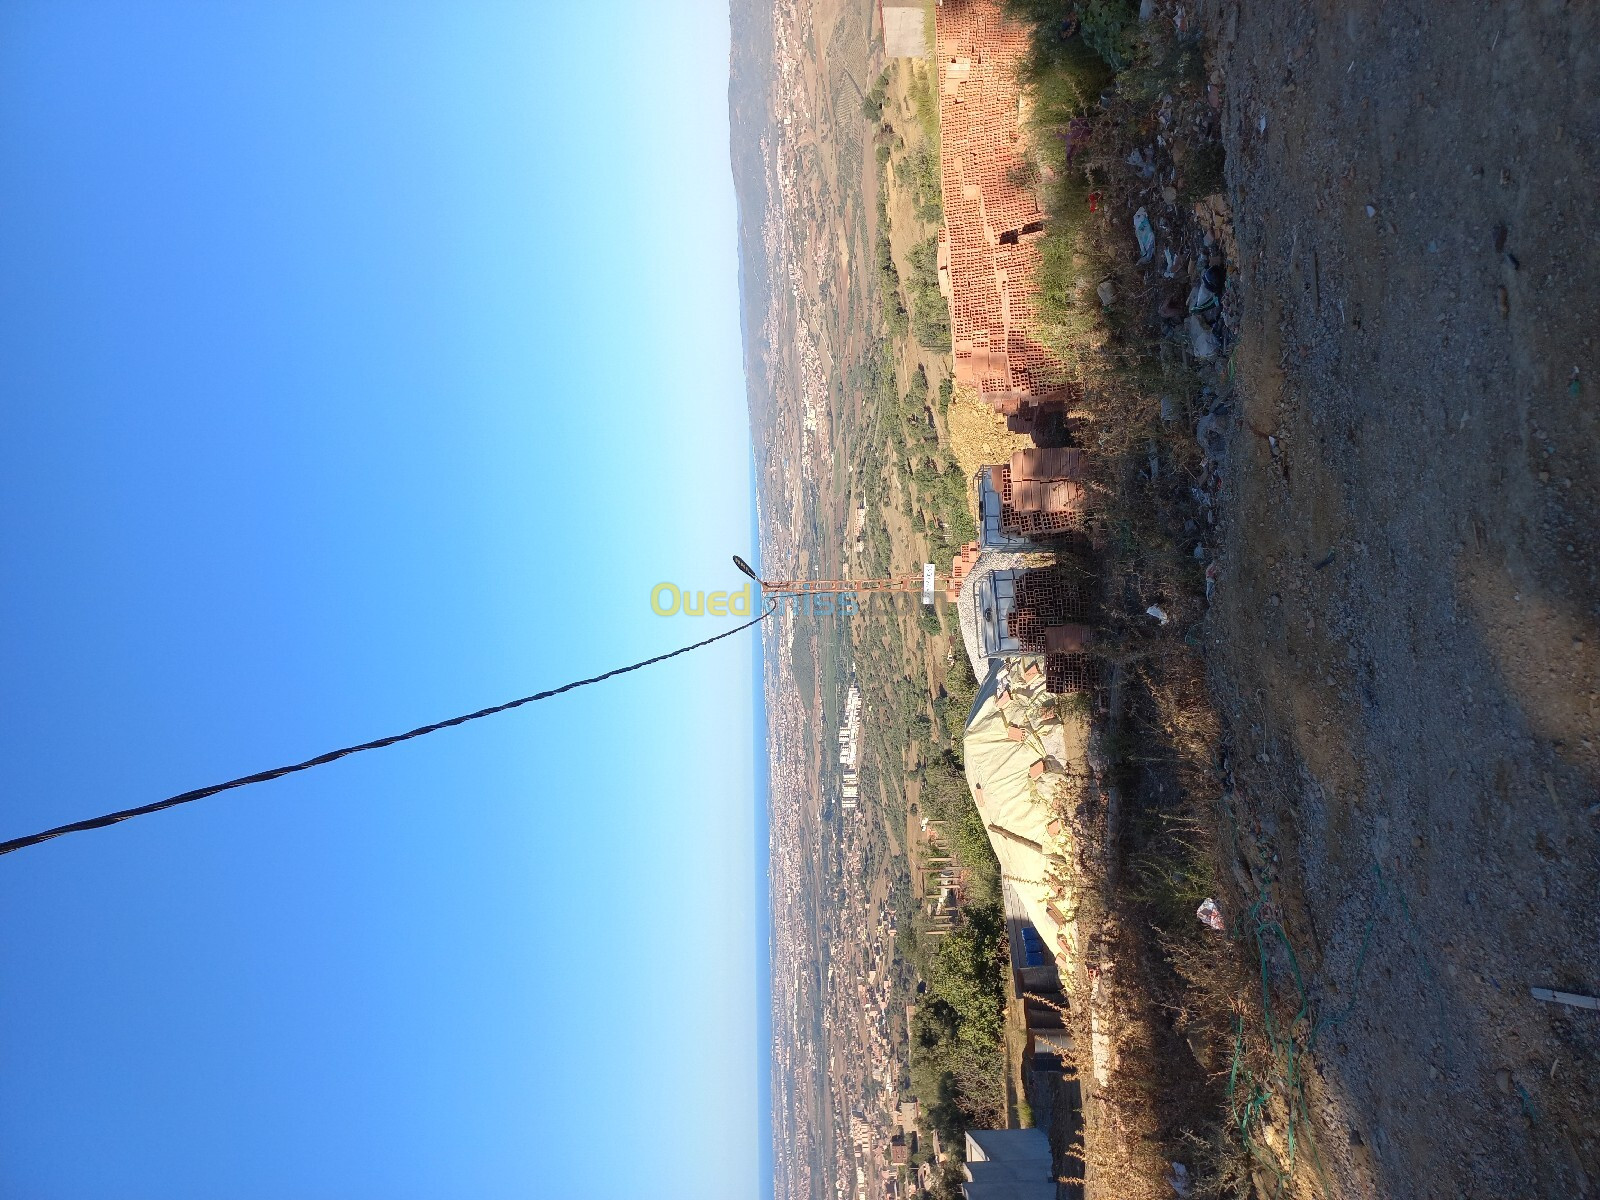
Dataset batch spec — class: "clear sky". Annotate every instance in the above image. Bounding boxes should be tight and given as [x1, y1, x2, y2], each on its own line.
[0, 3, 764, 1196]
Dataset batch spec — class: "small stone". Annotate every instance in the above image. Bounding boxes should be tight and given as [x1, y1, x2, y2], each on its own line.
[1496, 1069, 1511, 1095]
[1366, 205, 1376, 218]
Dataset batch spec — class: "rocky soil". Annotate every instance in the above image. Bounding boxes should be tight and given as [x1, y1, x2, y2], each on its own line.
[1196, 1, 1600, 1195]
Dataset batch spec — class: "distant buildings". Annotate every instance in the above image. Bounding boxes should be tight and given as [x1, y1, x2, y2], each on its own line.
[839, 680, 863, 811]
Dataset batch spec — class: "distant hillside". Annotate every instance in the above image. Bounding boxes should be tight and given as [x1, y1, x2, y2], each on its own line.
[728, 0, 774, 439]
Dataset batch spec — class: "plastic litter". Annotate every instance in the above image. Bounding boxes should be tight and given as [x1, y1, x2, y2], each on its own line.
[1205, 561, 1219, 600]
[1127, 148, 1156, 180]
[1162, 248, 1179, 278]
[1160, 394, 1178, 422]
[1168, 1162, 1193, 1198]
[1096, 279, 1116, 308]
[1188, 283, 1218, 313]
[1146, 605, 1170, 625]
[1139, 0, 1157, 20]
[1202, 264, 1226, 293]
[1531, 987, 1600, 1012]
[1196, 898, 1225, 931]
[1133, 207, 1156, 262]
[1186, 313, 1219, 358]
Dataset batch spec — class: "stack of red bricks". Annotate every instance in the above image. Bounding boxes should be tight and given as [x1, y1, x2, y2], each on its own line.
[935, 0, 1079, 426]
[945, 539, 982, 602]
[994, 447, 1091, 538]
[1007, 567, 1090, 649]
[1044, 653, 1099, 695]
[1006, 567, 1099, 694]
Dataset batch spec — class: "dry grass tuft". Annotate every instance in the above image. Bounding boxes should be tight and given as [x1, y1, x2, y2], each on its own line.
[945, 383, 1033, 482]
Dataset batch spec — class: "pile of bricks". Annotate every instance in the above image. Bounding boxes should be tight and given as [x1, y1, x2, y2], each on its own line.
[946, 540, 983, 602]
[935, 0, 1077, 424]
[1006, 568, 1091, 648]
[995, 463, 1088, 537]
[1044, 653, 1099, 695]
[936, 2, 1109, 698]
[1004, 567, 1098, 695]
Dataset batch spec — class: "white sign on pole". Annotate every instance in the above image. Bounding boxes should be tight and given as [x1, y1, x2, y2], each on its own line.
[922, 563, 935, 606]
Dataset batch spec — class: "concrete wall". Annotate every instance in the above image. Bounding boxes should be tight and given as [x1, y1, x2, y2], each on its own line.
[883, 4, 929, 58]
[964, 1127, 1051, 1164]
[960, 1182, 1057, 1200]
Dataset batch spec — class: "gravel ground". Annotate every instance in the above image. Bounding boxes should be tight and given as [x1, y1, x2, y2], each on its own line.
[1192, 1, 1600, 1195]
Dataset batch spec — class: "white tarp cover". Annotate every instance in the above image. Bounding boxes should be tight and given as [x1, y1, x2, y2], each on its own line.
[962, 662, 1088, 977]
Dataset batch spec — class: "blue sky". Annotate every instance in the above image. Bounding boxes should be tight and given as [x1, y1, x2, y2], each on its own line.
[0, 3, 763, 1196]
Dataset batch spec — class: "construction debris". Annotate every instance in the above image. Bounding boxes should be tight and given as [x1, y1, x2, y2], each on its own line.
[1530, 987, 1600, 1012]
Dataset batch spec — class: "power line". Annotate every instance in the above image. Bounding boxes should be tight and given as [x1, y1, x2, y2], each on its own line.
[0, 602, 776, 859]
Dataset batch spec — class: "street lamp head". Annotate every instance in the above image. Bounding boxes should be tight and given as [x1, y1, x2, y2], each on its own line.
[732, 554, 761, 582]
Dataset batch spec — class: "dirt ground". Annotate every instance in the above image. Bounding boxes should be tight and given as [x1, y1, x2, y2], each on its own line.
[1197, 1, 1600, 1195]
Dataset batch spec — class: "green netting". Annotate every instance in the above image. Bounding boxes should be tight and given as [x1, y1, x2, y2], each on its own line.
[1223, 863, 1396, 1198]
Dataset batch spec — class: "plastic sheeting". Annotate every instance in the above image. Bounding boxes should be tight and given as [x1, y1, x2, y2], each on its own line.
[962, 661, 1089, 976]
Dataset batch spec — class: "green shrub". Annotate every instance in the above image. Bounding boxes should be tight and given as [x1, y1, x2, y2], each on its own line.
[1078, 0, 1139, 69]
[1117, 31, 1205, 104]
[907, 62, 940, 149]
[895, 141, 943, 221]
[906, 236, 951, 350]
[862, 69, 890, 121]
